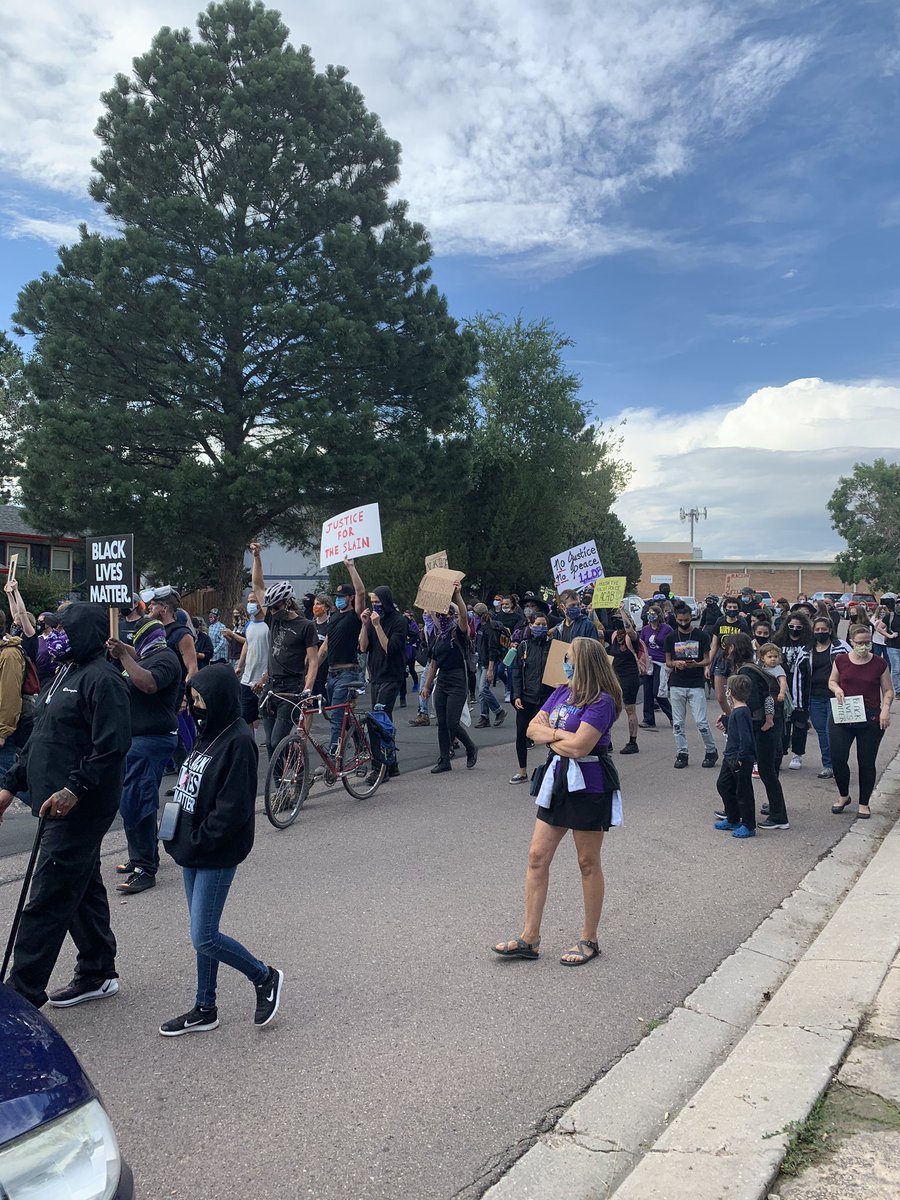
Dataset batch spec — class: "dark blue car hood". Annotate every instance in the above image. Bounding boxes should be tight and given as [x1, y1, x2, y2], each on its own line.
[0, 984, 96, 1146]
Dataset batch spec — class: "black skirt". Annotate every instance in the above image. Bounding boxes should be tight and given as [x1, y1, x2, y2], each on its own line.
[535, 762, 614, 831]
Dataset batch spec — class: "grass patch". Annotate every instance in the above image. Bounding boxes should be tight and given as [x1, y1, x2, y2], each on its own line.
[639, 1016, 665, 1037]
[775, 1094, 831, 1176]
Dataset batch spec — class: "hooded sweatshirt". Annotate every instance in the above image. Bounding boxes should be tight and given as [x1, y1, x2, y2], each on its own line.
[163, 664, 258, 869]
[366, 586, 408, 684]
[2, 604, 131, 820]
[0, 633, 25, 740]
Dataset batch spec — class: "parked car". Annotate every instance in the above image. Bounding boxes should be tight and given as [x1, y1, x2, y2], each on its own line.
[0, 983, 134, 1198]
[754, 590, 774, 610]
[676, 596, 701, 620]
[812, 591, 842, 605]
[835, 592, 878, 617]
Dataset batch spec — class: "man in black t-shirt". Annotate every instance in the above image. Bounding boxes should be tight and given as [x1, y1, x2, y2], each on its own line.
[107, 619, 182, 894]
[317, 557, 367, 751]
[249, 543, 319, 758]
[665, 604, 717, 769]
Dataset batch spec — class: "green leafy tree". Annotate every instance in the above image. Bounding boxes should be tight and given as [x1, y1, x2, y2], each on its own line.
[828, 458, 900, 590]
[0, 334, 28, 503]
[13, 0, 475, 603]
[346, 314, 638, 604]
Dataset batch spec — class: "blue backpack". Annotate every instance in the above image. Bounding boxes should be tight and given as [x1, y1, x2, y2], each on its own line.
[366, 708, 397, 768]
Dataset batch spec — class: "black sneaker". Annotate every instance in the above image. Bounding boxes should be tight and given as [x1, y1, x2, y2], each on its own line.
[674, 754, 689, 769]
[48, 977, 119, 1008]
[115, 859, 133, 875]
[702, 752, 719, 768]
[254, 966, 284, 1027]
[494, 710, 506, 727]
[474, 716, 490, 729]
[430, 761, 451, 774]
[116, 868, 156, 894]
[159, 1005, 219, 1036]
[757, 817, 790, 830]
[466, 746, 478, 769]
[619, 742, 639, 755]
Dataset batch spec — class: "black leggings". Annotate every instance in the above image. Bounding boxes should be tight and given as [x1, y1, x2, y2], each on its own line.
[515, 700, 541, 769]
[753, 721, 788, 823]
[828, 718, 885, 806]
[433, 670, 475, 764]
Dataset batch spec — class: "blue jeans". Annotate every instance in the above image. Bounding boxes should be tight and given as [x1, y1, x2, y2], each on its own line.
[0, 740, 15, 781]
[476, 665, 502, 717]
[182, 866, 268, 1009]
[886, 647, 900, 695]
[327, 668, 364, 749]
[808, 696, 832, 769]
[121, 733, 178, 875]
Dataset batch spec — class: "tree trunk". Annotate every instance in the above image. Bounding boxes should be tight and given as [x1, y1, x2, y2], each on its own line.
[217, 544, 247, 613]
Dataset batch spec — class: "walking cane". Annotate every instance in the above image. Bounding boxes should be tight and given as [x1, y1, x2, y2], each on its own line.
[1, 815, 45, 984]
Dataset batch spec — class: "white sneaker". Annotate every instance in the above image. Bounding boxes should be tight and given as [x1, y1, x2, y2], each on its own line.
[789, 755, 802, 770]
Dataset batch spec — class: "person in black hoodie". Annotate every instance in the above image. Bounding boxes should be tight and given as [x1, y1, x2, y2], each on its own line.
[359, 585, 407, 719]
[508, 611, 553, 783]
[0, 603, 131, 1010]
[159, 663, 282, 1035]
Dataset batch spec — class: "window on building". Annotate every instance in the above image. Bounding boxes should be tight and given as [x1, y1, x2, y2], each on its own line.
[50, 548, 72, 580]
[5, 544, 30, 570]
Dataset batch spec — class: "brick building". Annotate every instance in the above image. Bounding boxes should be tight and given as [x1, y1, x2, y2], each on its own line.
[635, 541, 851, 600]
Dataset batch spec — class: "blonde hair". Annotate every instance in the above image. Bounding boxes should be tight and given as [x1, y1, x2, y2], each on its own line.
[568, 637, 623, 717]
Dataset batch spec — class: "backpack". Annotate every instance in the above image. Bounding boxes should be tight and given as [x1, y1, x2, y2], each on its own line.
[366, 709, 398, 768]
[20, 650, 40, 697]
[494, 619, 512, 651]
[740, 663, 779, 722]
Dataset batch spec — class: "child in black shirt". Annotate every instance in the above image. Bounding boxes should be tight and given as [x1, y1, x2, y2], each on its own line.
[714, 674, 756, 838]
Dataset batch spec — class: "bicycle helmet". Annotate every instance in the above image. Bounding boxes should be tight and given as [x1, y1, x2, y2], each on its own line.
[263, 580, 294, 606]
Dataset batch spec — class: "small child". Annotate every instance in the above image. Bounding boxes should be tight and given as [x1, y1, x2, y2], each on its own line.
[757, 643, 787, 703]
[714, 674, 756, 838]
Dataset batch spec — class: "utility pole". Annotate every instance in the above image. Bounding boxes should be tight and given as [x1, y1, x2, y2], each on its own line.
[680, 506, 707, 545]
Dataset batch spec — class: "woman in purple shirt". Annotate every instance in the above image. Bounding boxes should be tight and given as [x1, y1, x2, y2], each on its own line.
[639, 605, 673, 729]
[492, 638, 623, 966]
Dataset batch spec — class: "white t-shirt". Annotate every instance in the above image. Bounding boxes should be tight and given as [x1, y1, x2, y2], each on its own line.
[241, 620, 270, 686]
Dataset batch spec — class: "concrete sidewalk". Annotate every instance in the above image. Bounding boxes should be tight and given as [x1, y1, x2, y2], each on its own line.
[486, 746, 900, 1200]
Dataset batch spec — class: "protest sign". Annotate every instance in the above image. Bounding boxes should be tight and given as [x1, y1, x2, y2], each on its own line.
[6, 553, 17, 584]
[591, 576, 627, 609]
[414, 567, 465, 614]
[542, 637, 570, 688]
[830, 695, 866, 725]
[724, 571, 751, 596]
[550, 539, 604, 592]
[319, 503, 383, 568]
[424, 550, 449, 572]
[86, 535, 134, 608]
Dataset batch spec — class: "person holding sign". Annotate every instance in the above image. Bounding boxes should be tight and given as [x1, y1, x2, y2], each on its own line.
[827, 625, 893, 818]
[665, 603, 718, 770]
[420, 588, 477, 774]
[493, 638, 622, 966]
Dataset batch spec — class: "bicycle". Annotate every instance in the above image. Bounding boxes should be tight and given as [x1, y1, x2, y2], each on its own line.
[263, 689, 387, 828]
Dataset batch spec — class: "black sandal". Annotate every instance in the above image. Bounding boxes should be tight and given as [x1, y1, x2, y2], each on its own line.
[492, 937, 540, 960]
[560, 939, 600, 966]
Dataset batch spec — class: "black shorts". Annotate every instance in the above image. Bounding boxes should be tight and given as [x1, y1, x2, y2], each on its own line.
[615, 670, 640, 705]
[240, 683, 260, 724]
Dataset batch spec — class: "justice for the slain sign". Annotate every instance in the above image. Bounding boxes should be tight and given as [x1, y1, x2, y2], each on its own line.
[86, 535, 134, 606]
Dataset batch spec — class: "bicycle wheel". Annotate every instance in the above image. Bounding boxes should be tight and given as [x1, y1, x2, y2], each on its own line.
[264, 734, 310, 828]
[337, 722, 385, 799]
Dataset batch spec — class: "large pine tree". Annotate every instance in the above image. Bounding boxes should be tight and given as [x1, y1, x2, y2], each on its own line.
[14, 0, 476, 600]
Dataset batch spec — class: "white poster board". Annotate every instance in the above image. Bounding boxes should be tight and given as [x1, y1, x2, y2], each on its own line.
[550, 540, 604, 592]
[830, 696, 866, 725]
[320, 503, 383, 568]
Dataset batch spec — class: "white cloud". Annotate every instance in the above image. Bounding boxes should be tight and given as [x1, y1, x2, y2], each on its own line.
[0, 1, 815, 264]
[610, 378, 900, 559]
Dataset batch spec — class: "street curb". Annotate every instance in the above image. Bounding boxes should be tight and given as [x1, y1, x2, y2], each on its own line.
[483, 746, 900, 1200]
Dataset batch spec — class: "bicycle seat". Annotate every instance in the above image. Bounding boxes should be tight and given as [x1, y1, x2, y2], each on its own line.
[351, 687, 367, 697]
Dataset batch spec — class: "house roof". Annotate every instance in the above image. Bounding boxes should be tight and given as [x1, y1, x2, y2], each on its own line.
[0, 505, 82, 542]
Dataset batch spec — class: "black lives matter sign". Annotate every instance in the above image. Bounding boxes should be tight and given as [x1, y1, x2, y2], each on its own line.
[86, 534, 134, 606]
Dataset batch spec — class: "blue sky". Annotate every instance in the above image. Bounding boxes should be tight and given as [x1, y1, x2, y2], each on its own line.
[1, 0, 899, 559]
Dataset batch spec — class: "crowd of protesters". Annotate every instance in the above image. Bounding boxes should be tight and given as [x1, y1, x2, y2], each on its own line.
[0, 565, 896, 1007]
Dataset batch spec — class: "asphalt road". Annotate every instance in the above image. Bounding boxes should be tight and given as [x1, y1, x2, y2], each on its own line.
[2, 692, 898, 1200]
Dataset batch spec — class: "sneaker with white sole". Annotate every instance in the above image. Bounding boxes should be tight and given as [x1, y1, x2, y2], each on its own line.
[788, 755, 802, 770]
[757, 817, 790, 830]
[817, 767, 834, 779]
[159, 1005, 219, 1036]
[48, 977, 119, 1008]
[254, 966, 284, 1026]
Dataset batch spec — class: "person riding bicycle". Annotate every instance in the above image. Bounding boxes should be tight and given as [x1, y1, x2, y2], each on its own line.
[248, 544, 319, 760]
[315, 557, 368, 753]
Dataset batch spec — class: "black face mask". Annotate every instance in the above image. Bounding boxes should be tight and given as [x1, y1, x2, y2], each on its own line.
[193, 710, 208, 734]
[725, 611, 739, 621]
[815, 632, 830, 641]
[788, 627, 803, 637]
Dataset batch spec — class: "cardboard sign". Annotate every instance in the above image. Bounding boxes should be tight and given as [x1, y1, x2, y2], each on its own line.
[830, 695, 866, 725]
[542, 637, 570, 688]
[319, 503, 383, 568]
[591, 576, 627, 609]
[724, 572, 751, 597]
[550, 539, 604, 592]
[85, 534, 134, 606]
[6, 553, 17, 584]
[414, 567, 465, 614]
[425, 550, 449, 572]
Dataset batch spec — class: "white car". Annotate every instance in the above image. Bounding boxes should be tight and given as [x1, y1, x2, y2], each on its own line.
[676, 596, 701, 620]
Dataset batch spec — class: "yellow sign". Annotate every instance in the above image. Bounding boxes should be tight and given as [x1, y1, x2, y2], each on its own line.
[591, 576, 627, 609]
